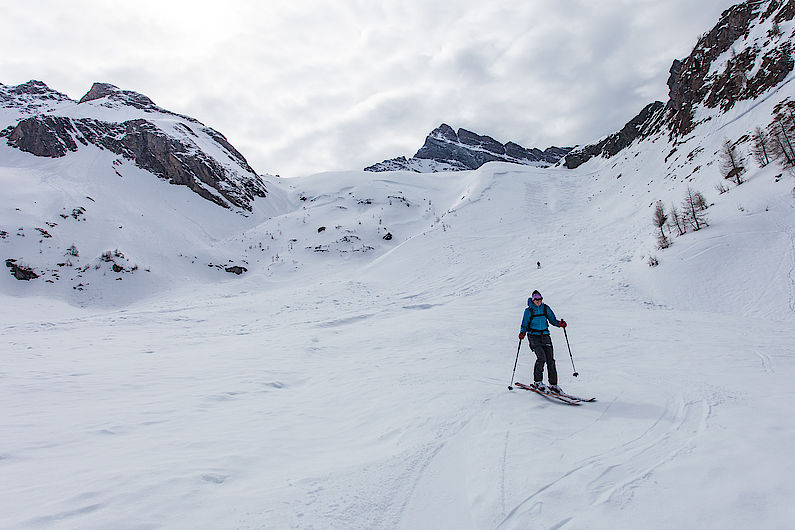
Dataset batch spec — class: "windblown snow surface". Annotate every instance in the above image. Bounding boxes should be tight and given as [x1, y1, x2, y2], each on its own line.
[2, 92, 795, 528]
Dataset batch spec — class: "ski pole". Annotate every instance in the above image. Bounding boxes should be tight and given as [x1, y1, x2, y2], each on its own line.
[508, 338, 522, 390]
[563, 327, 579, 377]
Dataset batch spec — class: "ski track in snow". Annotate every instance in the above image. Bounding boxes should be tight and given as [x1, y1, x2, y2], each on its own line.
[495, 393, 713, 529]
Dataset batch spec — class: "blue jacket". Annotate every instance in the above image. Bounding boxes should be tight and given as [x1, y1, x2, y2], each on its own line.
[520, 300, 560, 335]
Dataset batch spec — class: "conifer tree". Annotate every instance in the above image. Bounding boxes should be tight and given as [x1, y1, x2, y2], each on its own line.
[668, 203, 687, 236]
[682, 187, 709, 231]
[768, 101, 795, 168]
[719, 138, 745, 185]
[769, 119, 795, 168]
[693, 189, 708, 211]
[652, 201, 670, 249]
[751, 126, 771, 166]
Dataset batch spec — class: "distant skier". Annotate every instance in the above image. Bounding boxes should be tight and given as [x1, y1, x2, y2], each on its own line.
[518, 290, 567, 393]
[537, 261, 541, 269]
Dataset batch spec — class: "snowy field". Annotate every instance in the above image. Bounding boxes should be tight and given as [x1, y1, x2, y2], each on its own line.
[2, 124, 795, 530]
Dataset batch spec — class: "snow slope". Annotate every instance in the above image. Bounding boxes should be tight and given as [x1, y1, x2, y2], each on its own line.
[2, 8, 795, 522]
[2, 118, 794, 530]
[0, 140, 292, 305]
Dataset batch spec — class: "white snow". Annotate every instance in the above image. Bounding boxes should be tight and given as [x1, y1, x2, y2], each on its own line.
[2, 56, 795, 530]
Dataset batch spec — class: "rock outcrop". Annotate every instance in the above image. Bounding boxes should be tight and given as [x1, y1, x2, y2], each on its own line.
[0, 81, 267, 211]
[5, 259, 39, 281]
[563, 102, 665, 169]
[666, 0, 795, 137]
[78, 82, 158, 110]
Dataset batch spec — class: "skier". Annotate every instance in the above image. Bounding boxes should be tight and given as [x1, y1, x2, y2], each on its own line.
[518, 290, 567, 393]
[537, 261, 541, 269]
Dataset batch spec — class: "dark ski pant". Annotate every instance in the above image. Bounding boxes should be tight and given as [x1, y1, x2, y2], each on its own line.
[528, 334, 557, 385]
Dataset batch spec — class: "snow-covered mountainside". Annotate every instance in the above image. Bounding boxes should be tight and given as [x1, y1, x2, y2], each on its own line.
[0, 81, 291, 304]
[1, 1, 795, 528]
[1, 81, 268, 211]
[366, 123, 571, 172]
[554, 0, 795, 321]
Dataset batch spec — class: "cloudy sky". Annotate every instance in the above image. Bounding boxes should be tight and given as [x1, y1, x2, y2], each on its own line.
[3, 0, 739, 177]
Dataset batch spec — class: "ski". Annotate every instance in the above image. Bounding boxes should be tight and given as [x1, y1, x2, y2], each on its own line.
[547, 389, 597, 402]
[513, 382, 580, 406]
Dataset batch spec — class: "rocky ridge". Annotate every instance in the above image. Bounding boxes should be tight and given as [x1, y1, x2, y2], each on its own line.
[562, 102, 666, 169]
[0, 80, 73, 116]
[0, 81, 267, 211]
[366, 124, 571, 172]
[563, 0, 795, 169]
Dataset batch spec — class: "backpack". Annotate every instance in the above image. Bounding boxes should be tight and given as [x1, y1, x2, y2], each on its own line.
[527, 303, 550, 333]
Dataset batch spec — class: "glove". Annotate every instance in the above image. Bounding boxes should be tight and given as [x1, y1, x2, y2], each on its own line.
[558, 320, 567, 328]
[518, 332, 526, 339]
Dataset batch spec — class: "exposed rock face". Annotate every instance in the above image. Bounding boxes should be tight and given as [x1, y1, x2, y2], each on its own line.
[666, 0, 795, 137]
[0, 81, 267, 211]
[562, 0, 795, 169]
[563, 102, 665, 169]
[78, 82, 157, 110]
[366, 124, 572, 172]
[4, 115, 78, 157]
[5, 259, 39, 281]
[2, 115, 264, 209]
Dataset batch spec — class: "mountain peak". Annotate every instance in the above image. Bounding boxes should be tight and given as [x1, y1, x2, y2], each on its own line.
[15, 80, 59, 94]
[78, 82, 158, 111]
[2, 79, 267, 211]
[428, 123, 458, 142]
[0, 80, 74, 116]
[1, 80, 73, 101]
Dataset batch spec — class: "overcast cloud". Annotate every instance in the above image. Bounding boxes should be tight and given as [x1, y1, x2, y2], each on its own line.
[2, 0, 738, 177]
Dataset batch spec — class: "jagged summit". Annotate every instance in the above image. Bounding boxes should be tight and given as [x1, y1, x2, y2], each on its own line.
[0, 80, 267, 211]
[0, 80, 73, 116]
[366, 123, 572, 173]
[7, 80, 71, 100]
[78, 82, 158, 111]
